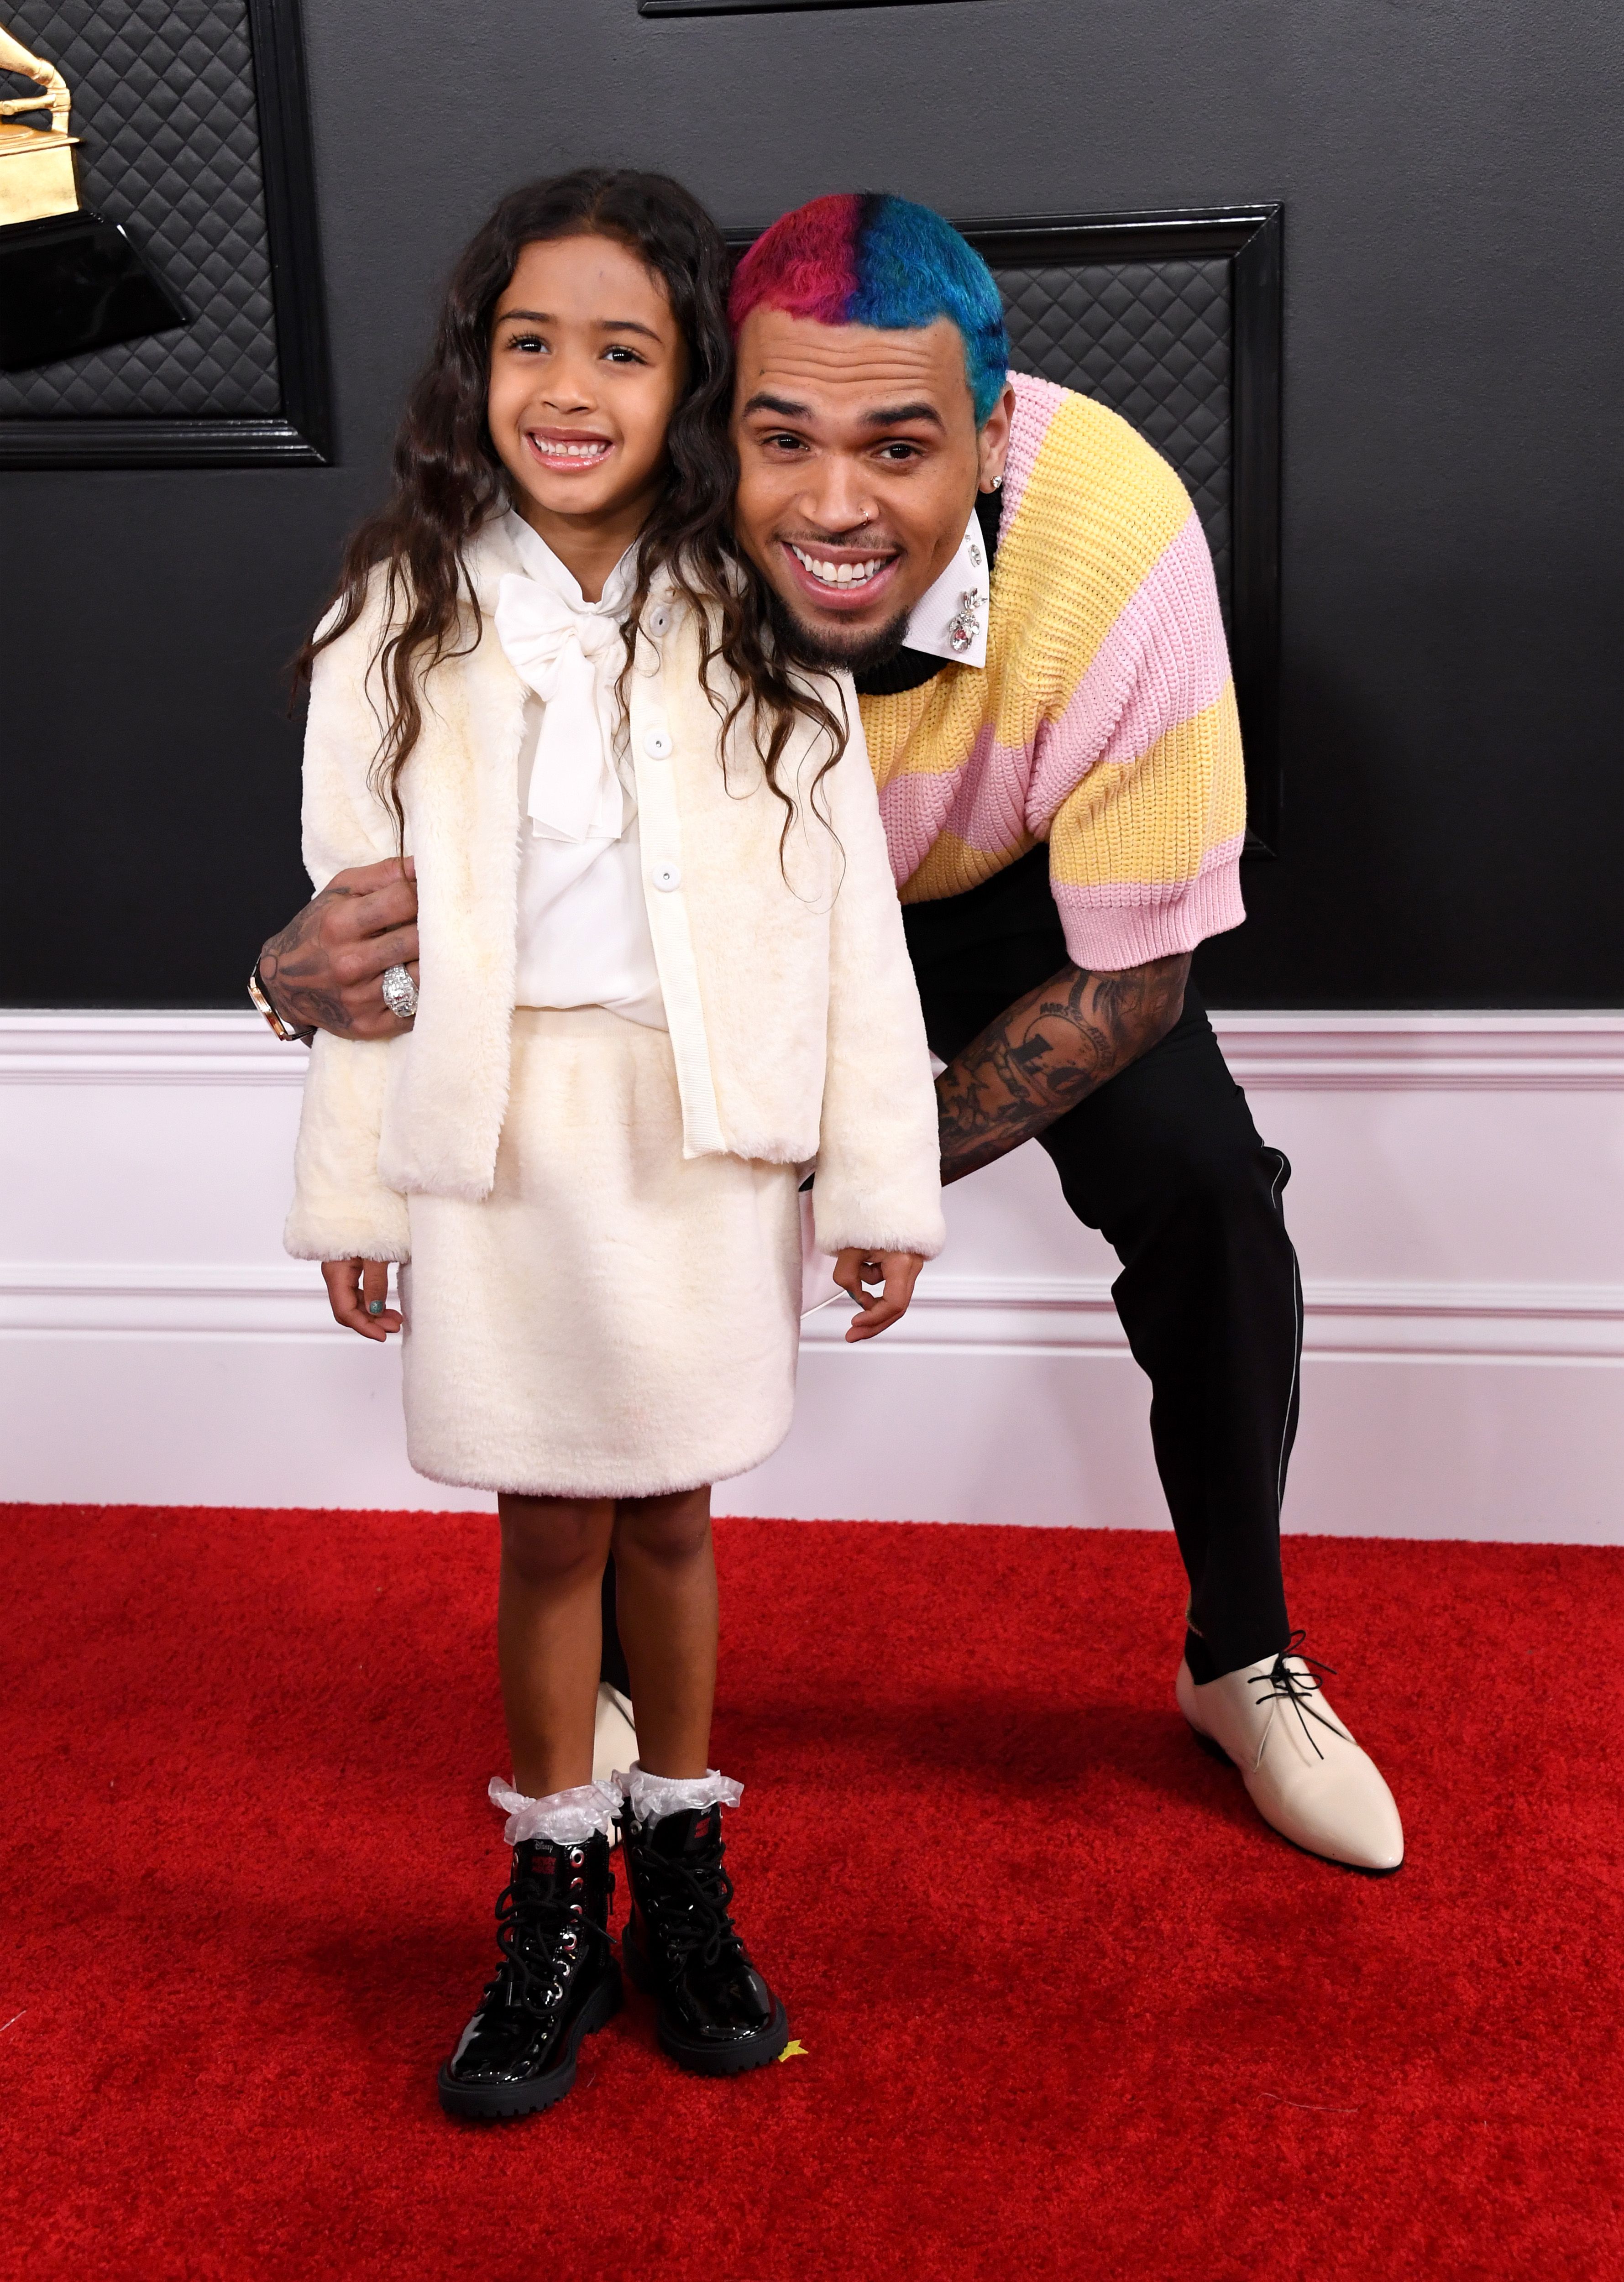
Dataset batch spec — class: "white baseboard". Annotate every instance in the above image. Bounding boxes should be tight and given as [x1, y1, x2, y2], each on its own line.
[4, 1010, 1623, 1538]
[9, 1008, 1624, 1088]
[8, 1261, 1621, 1361]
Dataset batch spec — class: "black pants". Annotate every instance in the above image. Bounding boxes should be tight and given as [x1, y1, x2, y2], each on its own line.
[601, 847, 1299, 1688]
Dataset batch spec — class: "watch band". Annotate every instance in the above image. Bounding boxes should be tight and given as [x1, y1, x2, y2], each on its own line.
[248, 962, 313, 1044]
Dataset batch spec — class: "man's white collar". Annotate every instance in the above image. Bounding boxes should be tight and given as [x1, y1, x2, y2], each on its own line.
[899, 508, 990, 670]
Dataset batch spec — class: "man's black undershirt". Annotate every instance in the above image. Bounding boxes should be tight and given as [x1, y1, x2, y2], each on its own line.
[851, 486, 1004, 700]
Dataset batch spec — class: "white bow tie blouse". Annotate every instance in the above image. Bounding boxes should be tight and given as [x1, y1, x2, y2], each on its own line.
[493, 511, 667, 1030]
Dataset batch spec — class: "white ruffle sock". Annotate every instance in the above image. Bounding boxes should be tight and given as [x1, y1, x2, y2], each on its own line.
[617, 1764, 743, 1824]
[487, 1776, 621, 1847]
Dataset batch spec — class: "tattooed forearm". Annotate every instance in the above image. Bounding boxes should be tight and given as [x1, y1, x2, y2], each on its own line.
[934, 953, 1189, 1185]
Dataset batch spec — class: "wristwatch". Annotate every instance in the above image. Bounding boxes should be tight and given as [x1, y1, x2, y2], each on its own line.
[247, 961, 314, 1044]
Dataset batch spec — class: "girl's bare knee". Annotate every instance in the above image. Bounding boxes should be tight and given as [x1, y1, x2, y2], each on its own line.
[613, 1490, 712, 1569]
[499, 1495, 609, 1588]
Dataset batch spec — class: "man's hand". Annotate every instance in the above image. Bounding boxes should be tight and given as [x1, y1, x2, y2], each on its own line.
[321, 1259, 403, 1341]
[935, 953, 1190, 1185]
[259, 857, 419, 1041]
[832, 1248, 925, 1341]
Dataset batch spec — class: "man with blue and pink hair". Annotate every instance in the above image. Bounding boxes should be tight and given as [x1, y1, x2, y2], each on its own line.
[722, 192, 1402, 1875]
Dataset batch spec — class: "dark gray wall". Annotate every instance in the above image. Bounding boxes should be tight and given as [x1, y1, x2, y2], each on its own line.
[3, 0, 1620, 1007]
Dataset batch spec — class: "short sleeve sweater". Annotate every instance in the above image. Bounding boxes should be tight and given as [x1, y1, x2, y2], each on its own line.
[856, 372, 1247, 971]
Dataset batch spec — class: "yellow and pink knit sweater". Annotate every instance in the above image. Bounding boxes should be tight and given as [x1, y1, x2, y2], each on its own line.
[859, 372, 1247, 970]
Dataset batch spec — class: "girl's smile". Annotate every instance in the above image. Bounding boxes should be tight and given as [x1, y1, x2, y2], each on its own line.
[524, 427, 615, 472]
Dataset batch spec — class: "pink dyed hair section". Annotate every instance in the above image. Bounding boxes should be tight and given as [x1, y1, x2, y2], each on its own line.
[728, 192, 862, 333]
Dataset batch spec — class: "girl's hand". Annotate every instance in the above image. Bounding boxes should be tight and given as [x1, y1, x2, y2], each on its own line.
[833, 1250, 926, 1343]
[321, 1258, 402, 1341]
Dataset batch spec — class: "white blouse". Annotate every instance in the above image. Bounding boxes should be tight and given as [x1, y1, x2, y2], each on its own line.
[493, 512, 666, 1030]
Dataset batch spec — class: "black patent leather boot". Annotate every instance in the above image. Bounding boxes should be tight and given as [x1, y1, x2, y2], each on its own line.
[620, 1803, 788, 2075]
[437, 1830, 620, 2119]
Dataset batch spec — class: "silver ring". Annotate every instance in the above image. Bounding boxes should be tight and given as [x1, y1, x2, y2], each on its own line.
[381, 963, 418, 1020]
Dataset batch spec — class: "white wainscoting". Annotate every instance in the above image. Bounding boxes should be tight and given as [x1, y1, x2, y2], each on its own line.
[3, 1011, 1622, 1539]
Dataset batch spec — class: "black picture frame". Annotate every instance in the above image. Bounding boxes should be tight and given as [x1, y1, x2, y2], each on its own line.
[0, 0, 332, 470]
[725, 205, 1284, 853]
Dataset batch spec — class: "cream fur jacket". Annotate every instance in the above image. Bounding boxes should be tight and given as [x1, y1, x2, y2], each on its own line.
[284, 519, 945, 1266]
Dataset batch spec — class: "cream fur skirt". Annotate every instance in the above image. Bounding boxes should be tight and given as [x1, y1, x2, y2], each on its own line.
[400, 1006, 803, 1499]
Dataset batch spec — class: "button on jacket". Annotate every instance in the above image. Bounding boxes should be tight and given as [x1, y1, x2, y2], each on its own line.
[284, 517, 945, 1270]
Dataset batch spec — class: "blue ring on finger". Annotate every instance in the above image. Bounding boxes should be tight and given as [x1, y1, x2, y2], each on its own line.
[367, 1300, 384, 1316]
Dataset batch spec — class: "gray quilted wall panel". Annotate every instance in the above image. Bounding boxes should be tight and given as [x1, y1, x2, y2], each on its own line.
[995, 256, 1232, 616]
[0, 0, 279, 415]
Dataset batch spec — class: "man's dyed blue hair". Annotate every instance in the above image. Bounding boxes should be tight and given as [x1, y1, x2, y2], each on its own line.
[729, 192, 1011, 427]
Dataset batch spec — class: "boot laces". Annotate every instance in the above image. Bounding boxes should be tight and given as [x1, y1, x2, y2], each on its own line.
[640, 1824, 744, 1974]
[1246, 1630, 1342, 1762]
[491, 1848, 592, 2012]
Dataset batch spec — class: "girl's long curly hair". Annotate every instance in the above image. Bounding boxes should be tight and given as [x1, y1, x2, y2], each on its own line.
[294, 168, 847, 850]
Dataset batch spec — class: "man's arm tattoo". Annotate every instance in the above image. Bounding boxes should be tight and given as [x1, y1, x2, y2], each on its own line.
[258, 883, 359, 1037]
[934, 953, 1190, 1185]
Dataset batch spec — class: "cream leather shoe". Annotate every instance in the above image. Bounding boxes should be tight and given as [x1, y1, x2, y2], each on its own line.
[1176, 1642, 1404, 1872]
[592, 1683, 638, 1793]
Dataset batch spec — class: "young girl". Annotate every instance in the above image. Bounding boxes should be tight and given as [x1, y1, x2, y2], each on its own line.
[284, 172, 943, 2118]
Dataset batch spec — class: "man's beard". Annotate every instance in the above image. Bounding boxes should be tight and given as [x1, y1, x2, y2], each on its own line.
[764, 584, 912, 678]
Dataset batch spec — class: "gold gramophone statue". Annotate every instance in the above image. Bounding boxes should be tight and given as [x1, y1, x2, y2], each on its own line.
[0, 21, 77, 225]
[0, 16, 185, 370]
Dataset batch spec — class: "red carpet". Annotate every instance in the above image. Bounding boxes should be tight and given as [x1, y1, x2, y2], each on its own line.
[4, 1504, 1623, 2278]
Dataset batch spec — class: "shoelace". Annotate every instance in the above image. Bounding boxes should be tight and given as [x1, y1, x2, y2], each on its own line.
[639, 1830, 744, 1974]
[491, 1857, 592, 2012]
[1246, 1630, 1343, 1763]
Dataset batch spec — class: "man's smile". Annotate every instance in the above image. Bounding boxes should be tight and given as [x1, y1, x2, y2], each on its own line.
[777, 537, 903, 611]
